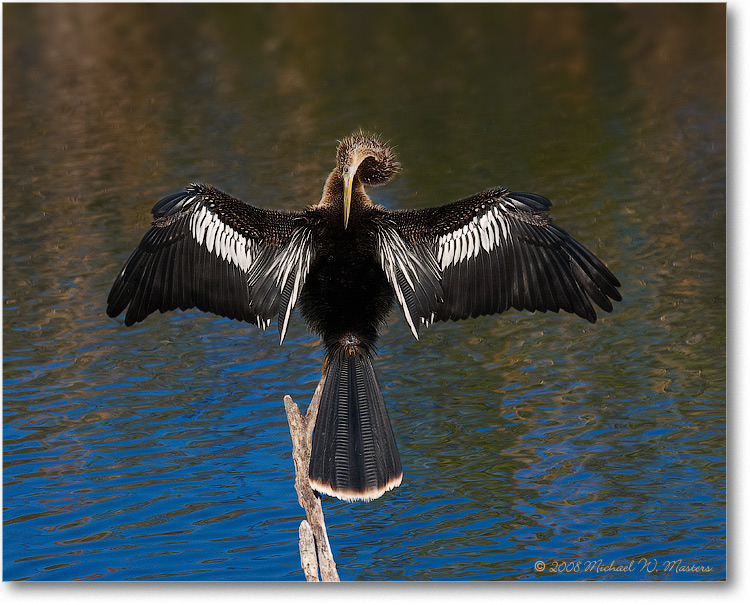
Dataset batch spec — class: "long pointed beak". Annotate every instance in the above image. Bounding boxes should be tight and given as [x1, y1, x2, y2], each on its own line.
[342, 168, 354, 229]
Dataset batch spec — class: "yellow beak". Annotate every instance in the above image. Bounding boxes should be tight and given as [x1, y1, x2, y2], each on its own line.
[342, 168, 354, 229]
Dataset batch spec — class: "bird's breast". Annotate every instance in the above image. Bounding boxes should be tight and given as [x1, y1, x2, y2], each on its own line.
[299, 220, 395, 348]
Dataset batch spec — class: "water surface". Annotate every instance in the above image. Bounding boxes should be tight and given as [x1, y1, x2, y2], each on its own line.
[3, 3, 725, 581]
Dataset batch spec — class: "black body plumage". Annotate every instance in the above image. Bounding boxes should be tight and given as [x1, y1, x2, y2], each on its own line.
[106, 132, 622, 501]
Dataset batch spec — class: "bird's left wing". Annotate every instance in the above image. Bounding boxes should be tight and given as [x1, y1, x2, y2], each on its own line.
[382, 187, 621, 337]
[106, 183, 314, 343]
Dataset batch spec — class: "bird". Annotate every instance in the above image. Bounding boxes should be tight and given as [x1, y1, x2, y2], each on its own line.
[107, 132, 621, 502]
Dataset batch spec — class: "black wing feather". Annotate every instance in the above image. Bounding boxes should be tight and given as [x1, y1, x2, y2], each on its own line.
[107, 184, 313, 341]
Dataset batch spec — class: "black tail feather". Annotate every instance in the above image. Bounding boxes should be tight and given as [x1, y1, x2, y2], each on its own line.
[309, 341, 402, 501]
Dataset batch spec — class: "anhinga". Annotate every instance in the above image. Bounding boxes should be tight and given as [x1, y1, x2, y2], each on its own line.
[107, 132, 621, 502]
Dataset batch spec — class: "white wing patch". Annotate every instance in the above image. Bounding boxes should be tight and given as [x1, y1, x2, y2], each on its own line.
[188, 199, 313, 341]
[272, 229, 313, 344]
[436, 204, 510, 270]
[189, 202, 256, 272]
[377, 225, 441, 340]
[247, 227, 314, 344]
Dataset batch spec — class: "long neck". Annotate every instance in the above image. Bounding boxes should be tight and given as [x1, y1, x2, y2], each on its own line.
[319, 167, 371, 219]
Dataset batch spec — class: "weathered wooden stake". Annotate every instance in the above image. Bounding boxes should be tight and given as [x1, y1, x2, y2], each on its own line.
[284, 378, 340, 582]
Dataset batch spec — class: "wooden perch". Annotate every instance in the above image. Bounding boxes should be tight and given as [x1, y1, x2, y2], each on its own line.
[284, 378, 340, 582]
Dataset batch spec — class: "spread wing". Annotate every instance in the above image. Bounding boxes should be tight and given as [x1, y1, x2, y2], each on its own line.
[380, 187, 621, 338]
[106, 183, 314, 343]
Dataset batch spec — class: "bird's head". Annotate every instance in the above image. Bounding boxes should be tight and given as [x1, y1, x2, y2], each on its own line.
[336, 132, 400, 229]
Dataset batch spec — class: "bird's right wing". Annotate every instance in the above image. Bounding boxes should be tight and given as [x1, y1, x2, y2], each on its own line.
[106, 184, 314, 343]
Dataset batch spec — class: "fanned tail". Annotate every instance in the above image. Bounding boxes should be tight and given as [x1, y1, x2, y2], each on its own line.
[309, 338, 402, 501]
